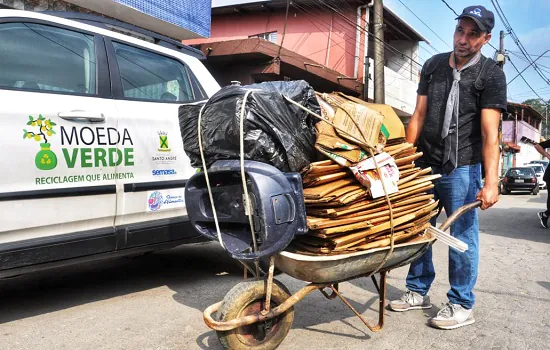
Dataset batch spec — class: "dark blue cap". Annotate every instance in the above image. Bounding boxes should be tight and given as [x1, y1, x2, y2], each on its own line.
[456, 5, 495, 33]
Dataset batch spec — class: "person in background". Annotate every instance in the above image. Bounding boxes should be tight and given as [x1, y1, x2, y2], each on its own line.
[388, 5, 507, 330]
[535, 140, 550, 228]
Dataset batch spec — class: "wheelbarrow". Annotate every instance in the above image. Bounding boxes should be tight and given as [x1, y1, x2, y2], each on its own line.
[185, 160, 481, 349]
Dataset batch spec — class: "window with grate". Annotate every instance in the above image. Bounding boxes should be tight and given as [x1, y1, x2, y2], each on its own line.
[249, 31, 277, 43]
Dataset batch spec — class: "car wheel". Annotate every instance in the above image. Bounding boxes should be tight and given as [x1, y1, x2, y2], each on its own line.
[532, 187, 539, 195]
[501, 186, 509, 195]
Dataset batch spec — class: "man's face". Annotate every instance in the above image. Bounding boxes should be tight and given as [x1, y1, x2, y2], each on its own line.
[453, 18, 492, 58]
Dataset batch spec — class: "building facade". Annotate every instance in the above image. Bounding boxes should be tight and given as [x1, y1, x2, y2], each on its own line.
[0, 0, 211, 39]
[184, 0, 429, 118]
[501, 102, 544, 174]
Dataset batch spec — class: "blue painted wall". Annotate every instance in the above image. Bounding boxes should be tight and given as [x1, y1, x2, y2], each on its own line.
[114, 0, 212, 37]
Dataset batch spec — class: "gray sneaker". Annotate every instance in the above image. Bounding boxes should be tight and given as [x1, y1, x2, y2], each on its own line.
[428, 302, 475, 330]
[389, 290, 431, 312]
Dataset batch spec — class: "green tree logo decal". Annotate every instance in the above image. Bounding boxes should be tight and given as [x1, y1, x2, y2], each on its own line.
[23, 115, 58, 170]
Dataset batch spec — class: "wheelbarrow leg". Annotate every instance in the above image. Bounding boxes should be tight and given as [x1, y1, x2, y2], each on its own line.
[378, 271, 387, 329]
[330, 271, 387, 332]
[371, 275, 381, 294]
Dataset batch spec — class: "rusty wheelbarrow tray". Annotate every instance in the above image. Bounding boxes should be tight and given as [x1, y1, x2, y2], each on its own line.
[275, 233, 434, 284]
[203, 201, 480, 349]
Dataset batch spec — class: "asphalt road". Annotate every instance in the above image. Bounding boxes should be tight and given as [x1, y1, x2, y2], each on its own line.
[0, 192, 549, 350]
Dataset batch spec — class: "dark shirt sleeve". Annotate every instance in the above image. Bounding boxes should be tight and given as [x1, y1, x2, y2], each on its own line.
[539, 139, 550, 148]
[480, 66, 507, 112]
[417, 63, 429, 96]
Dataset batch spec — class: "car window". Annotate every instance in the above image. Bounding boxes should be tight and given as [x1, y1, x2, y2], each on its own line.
[507, 168, 534, 176]
[187, 67, 208, 101]
[531, 161, 548, 168]
[112, 42, 201, 102]
[532, 166, 544, 173]
[0, 22, 96, 94]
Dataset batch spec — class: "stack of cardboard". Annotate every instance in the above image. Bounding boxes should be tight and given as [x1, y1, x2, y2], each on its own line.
[290, 93, 441, 255]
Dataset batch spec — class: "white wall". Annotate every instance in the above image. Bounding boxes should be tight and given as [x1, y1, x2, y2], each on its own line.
[385, 40, 420, 83]
[364, 56, 416, 118]
[517, 142, 541, 166]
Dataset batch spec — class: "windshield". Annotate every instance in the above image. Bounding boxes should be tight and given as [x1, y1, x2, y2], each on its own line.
[531, 166, 544, 173]
[507, 168, 535, 177]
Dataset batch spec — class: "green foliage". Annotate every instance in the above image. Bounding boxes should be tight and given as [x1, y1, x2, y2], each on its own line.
[522, 99, 550, 139]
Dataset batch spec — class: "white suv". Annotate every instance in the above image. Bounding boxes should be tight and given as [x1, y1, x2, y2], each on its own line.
[0, 10, 220, 278]
[528, 164, 546, 189]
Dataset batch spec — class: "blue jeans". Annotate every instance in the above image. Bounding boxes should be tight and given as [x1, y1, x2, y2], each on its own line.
[406, 163, 482, 309]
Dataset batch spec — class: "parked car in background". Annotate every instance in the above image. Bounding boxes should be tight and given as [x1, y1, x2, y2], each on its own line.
[528, 160, 549, 170]
[500, 167, 539, 195]
[528, 164, 546, 189]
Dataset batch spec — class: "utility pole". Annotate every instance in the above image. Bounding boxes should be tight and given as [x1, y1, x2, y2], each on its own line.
[545, 105, 548, 139]
[496, 30, 505, 175]
[373, 0, 385, 104]
[496, 30, 506, 68]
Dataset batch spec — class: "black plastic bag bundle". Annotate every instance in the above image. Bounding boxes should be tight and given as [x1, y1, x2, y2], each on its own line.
[179, 80, 320, 172]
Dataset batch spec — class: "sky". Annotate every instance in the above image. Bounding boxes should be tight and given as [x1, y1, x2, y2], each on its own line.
[211, 0, 550, 103]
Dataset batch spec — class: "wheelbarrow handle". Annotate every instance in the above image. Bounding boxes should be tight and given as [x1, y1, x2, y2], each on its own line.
[438, 200, 482, 232]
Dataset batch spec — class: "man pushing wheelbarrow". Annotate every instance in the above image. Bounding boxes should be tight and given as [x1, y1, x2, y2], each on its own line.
[388, 5, 506, 330]
[179, 5, 506, 349]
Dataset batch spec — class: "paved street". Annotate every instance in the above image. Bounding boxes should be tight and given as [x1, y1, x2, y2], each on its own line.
[0, 193, 549, 350]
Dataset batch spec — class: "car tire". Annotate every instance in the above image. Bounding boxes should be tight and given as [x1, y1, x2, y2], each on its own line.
[501, 186, 509, 195]
[532, 187, 539, 195]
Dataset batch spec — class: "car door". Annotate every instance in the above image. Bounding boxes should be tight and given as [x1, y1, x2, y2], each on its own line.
[0, 19, 119, 268]
[105, 38, 210, 248]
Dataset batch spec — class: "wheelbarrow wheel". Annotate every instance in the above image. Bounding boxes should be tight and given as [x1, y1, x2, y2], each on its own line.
[216, 279, 294, 350]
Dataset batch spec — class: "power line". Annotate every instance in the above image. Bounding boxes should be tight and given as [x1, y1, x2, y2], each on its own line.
[291, 1, 424, 82]
[440, 0, 498, 51]
[507, 49, 550, 86]
[290, 2, 358, 72]
[371, 0, 442, 54]
[513, 86, 550, 97]
[325, 0, 438, 59]
[513, 87, 550, 96]
[491, 0, 550, 85]
[508, 49, 550, 61]
[289, 2, 412, 80]
[506, 50, 550, 76]
[277, 0, 290, 59]
[397, 0, 452, 50]
[311, 0, 419, 64]
[441, 0, 459, 16]
[507, 56, 545, 102]
[315, 0, 424, 68]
